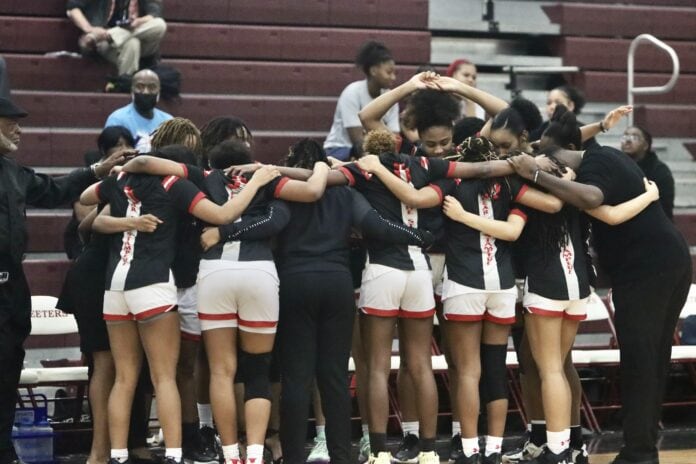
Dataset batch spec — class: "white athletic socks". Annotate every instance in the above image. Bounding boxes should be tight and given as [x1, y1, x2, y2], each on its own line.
[222, 443, 240, 461]
[362, 423, 370, 438]
[452, 421, 461, 437]
[197, 403, 214, 429]
[484, 436, 503, 457]
[402, 421, 419, 437]
[546, 429, 570, 455]
[246, 444, 264, 463]
[111, 449, 128, 463]
[165, 448, 182, 462]
[461, 437, 480, 457]
[316, 425, 326, 440]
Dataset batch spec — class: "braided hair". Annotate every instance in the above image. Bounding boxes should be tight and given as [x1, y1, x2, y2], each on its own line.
[446, 136, 514, 200]
[199, 116, 253, 167]
[285, 138, 328, 169]
[150, 117, 202, 157]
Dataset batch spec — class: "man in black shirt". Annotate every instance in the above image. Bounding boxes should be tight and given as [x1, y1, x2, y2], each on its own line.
[621, 126, 674, 220]
[0, 97, 124, 464]
[509, 145, 691, 464]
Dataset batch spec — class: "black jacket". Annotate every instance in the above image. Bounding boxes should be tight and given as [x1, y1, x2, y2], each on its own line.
[635, 151, 675, 220]
[0, 156, 97, 263]
[66, 0, 163, 27]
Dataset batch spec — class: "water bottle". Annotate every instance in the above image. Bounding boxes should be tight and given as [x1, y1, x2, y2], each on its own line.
[12, 410, 36, 463]
[32, 419, 54, 464]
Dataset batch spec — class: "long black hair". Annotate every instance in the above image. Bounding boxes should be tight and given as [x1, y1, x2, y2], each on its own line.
[543, 105, 582, 150]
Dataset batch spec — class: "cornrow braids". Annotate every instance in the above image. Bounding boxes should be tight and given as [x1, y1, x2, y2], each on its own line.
[150, 117, 202, 157]
[200, 116, 253, 156]
[447, 137, 514, 200]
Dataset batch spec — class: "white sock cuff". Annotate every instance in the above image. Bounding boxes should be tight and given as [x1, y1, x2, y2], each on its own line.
[452, 421, 461, 437]
[165, 448, 183, 461]
[316, 425, 326, 439]
[401, 421, 419, 437]
[197, 403, 214, 428]
[111, 449, 128, 461]
[222, 444, 240, 460]
[461, 437, 480, 457]
[546, 429, 570, 455]
[484, 436, 503, 457]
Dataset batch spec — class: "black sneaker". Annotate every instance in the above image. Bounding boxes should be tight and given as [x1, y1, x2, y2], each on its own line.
[449, 434, 463, 462]
[454, 454, 481, 464]
[164, 458, 183, 464]
[393, 433, 420, 464]
[502, 440, 544, 463]
[482, 453, 501, 464]
[109, 459, 130, 464]
[527, 449, 570, 464]
[570, 445, 588, 464]
[184, 429, 219, 464]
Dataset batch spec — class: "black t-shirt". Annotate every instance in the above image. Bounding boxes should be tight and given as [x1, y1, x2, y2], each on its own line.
[636, 151, 675, 220]
[97, 172, 205, 291]
[575, 145, 689, 284]
[438, 177, 528, 290]
[338, 152, 455, 270]
[200, 170, 286, 262]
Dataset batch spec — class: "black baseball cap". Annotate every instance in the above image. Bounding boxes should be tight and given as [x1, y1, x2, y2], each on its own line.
[0, 97, 28, 118]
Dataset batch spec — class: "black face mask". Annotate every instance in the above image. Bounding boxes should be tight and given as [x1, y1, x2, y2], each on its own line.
[133, 93, 158, 113]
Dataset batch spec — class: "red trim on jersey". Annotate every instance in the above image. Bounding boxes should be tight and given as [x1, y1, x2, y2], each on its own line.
[274, 176, 290, 198]
[444, 313, 485, 322]
[198, 313, 237, 320]
[238, 318, 277, 328]
[188, 191, 207, 213]
[162, 175, 179, 191]
[181, 331, 201, 342]
[94, 182, 102, 202]
[103, 314, 134, 322]
[446, 161, 457, 178]
[510, 208, 527, 222]
[136, 304, 177, 321]
[484, 313, 516, 325]
[428, 183, 444, 203]
[180, 163, 189, 179]
[117, 171, 127, 180]
[515, 183, 529, 202]
[204, 170, 212, 177]
[420, 156, 429, 170]
[563, 312, 587, 321]
[400, 308, 436, 319]
[526, 306, 564, 318]
[123, 185, 139, 203]
[361, 307, 399, 318]
[338, 166, 356, 186]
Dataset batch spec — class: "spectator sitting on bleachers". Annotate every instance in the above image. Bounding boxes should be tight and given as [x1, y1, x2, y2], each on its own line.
[104, 69, 172, 152]
[621, 125, 675, 220]
[0, 57, 9, 99]
[446, 59, 486, 120]
[66, 0, 167, 76]
[323, 40, 398, 161]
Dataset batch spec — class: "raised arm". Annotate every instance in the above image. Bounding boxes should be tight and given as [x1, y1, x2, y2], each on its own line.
[580, 105, 633, 141]
[432, 75, 508, 118]
[356, 155, 441, 208]
[358, 72, 436, 132]
[585, 178, 658, 225]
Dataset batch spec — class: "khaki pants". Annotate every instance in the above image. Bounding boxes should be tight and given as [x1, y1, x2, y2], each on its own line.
[95, 17, 167, 75]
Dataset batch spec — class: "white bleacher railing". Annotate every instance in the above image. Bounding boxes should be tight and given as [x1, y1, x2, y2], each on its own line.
[627, 33, 680, 127]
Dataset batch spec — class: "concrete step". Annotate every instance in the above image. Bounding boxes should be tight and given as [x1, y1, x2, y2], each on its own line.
[431, 36, 562, 68]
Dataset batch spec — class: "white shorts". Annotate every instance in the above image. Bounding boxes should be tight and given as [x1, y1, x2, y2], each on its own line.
[523, 290, 588, 321]
[428, 253, 445, 298]
[358, 264, 435, 318]
[441, 278, 517, 324]
[104, 277, 178, 322]
[197, 260, 279, 334]
[177, 286, 201, 341]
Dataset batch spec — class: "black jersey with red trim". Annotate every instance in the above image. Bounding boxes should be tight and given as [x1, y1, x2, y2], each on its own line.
[338, 152, 455, 270]
[200, 169, 287, 262]
[437, 176, 528, 290]
[96, 172, 206, 291]
[171, 165, 208, 288]
[517, 206, 593, 301]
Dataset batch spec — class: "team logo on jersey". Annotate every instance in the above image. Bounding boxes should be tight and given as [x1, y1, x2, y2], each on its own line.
[482, 182, 501, 201]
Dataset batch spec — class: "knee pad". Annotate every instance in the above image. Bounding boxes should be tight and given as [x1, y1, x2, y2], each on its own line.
[480, 344, 508, 404]
[240, 351, 272, 402]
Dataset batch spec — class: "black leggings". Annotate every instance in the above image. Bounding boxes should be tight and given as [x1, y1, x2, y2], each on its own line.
[612, 260, 692, 462]
[278, 270, 355, 464]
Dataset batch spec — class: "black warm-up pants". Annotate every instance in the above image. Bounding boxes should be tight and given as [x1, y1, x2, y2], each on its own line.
[0, 260, 31, 463]
[611, 259, 692, 463]
[278, 270, 355, 464]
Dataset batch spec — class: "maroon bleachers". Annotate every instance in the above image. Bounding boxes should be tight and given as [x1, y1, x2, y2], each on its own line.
[4, 54, 420, 95]
[0, 0, 428, 30]
[543, 4, 696, 40]
[632, 104, 696, 137]
[24, 259, 71, 296]
[26, 212, 71, 253]
[571, 72, 696, 104]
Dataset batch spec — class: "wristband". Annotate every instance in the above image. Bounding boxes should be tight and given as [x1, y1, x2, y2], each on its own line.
[533, 169, 540, 184]
[599, 121, 607, 133]
[90, 162, 102, 179]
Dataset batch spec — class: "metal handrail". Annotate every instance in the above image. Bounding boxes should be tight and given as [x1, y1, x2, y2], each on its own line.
[627, 34, 680, 127]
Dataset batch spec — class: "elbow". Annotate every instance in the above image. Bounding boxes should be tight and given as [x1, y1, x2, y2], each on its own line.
[579, 191, 604, 210]
[546, 199, 563, 214]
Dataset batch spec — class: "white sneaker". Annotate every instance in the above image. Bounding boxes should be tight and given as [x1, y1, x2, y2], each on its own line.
[368, 452, 393, 464]
[416, 451, 439, 464]
[358, 436, 371, 463]
[502, 441, 544, 463]
[307, 437, 330, 463]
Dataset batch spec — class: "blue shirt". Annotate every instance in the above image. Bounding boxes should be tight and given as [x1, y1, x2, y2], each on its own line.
[104, 102, 173, 151]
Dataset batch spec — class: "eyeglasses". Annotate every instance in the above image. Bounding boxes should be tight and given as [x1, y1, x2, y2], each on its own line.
[620, 134, 642, 143]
